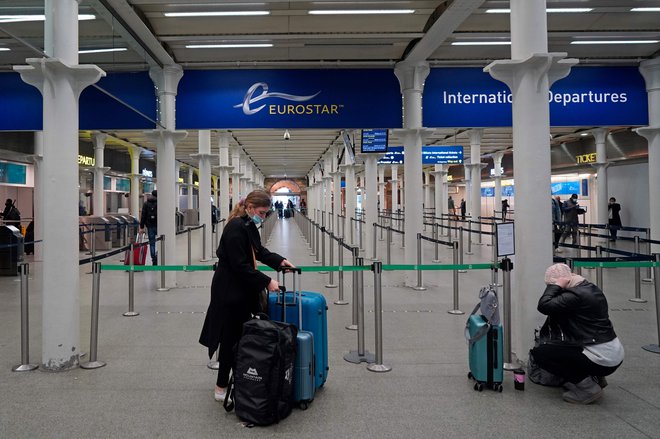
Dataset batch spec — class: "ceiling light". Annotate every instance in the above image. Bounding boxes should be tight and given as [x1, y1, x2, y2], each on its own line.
[452, 41, 511, 46]
[164, 11, 270, 17]
[186, 43, 273, 49]
[570, 40, 659, 45]
[0, 14, 95, 23]
[0, 48, 10, 51]
[631, 7, 660, 12]
[486, 8, 592, 13]
[308, 9, 415, 15]
[79, 48, 128, 54]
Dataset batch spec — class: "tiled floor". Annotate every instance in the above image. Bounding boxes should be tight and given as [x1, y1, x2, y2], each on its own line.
[1, 217, 659, 438]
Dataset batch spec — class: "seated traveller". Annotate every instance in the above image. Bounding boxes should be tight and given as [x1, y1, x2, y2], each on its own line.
[529, 263, 624, 404]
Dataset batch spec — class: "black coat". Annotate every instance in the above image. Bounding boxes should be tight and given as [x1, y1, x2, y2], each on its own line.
[199, 214, 285, 358]
[608, 202, 622, 226]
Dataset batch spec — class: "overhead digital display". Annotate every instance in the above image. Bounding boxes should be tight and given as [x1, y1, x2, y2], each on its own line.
[361, 129, 389, 153]
[422, 146, 464, 164]
[378, 146, 404, 164]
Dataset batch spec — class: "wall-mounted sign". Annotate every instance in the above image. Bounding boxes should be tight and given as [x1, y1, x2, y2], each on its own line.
[490, 167, 505, 176]
[576, 153, 597, 164]
[141, 168, 153, 178]
[551, 181, 580, 195]
[378, 146, 404, 165]
[422, 146, 463, 164]
[0, 161, 27, 185]
[78, 155, 95, 166]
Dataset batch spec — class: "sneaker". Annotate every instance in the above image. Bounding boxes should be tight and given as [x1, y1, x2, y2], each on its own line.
[593, 376, 608, 389]
[214, 389, 227, 402]
[562, 377, 603, 404]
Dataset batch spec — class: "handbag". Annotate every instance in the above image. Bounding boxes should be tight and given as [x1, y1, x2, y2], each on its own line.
[251, 246, 269, 314]
[527, 319, 566, 387]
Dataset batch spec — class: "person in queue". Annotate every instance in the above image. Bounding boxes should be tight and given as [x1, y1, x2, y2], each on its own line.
[199, 189, 295, 403]
[530, 263, 624, 404]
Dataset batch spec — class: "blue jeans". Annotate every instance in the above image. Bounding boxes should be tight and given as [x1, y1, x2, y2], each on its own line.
[146, 226, 157, 262]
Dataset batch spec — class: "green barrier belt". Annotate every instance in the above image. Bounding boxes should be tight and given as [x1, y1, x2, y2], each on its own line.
[572, 260, 659, 269]
[100, 263, 494, 272]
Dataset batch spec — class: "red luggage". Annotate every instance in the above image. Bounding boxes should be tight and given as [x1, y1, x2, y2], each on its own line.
[124, 233, 148, 265]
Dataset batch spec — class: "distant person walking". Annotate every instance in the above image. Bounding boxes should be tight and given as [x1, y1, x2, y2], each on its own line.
[501, 199, 509, 220]
[460, 198, 466, 220]
[607, 197, 622, 242]
[448, 196, 456, 218]
[552, 196, 563, 251]
[1, 198, 21, 226]
[139, 190, 158, 265]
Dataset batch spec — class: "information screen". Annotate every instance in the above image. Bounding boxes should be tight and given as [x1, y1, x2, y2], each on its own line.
[378, 146, 404, 164]
[422, 146, 464, 164]
[361, 129, 389, 153]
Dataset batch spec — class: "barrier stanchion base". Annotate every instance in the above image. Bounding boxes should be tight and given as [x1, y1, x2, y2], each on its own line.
[123, 311, 140, 317]
[325, 284, 337, 288]
[207, 361, 219, 370]
[367, 363, 392, 373]
[345, 324, 358, 331]
[459, 270, 467, 273]
[466, 251, 474, 255]
[334, 300, 349, 305]
[504, 362, 522, 371]
[432, 259, 442, 263]
[80, 361, 106, 370]
[448, 309, 465, 315]
[12, 363, 38, 372]
[156, 287, 170, 292]
[642, 278, 653, 283]
[344, 350, 375, 364]
[412, 286, 427, 291]
[629, 298, 648, 303]
[200, 258, 212, 262]
[642, 344, 660, 354]
[313, 260, 321, 264]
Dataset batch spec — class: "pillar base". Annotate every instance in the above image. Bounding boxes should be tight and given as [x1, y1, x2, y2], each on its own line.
[412, 286, 427, 291]
[325, 283, 337, 288]
[345, 324, 358, 331]
[156, 287, 171, 292]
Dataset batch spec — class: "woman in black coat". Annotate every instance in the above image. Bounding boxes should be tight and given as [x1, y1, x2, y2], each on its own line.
[199, 190, 295, 402]
[607, 197, 622, 241]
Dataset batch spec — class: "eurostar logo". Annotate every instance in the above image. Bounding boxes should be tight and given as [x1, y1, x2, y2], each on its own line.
[234, 82, 321, 115]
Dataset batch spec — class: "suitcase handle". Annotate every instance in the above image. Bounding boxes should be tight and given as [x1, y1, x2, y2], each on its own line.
[278, 270, 304, 330]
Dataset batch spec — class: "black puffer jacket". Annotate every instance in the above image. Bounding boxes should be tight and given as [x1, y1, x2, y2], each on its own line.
[538, 280, 617, 346]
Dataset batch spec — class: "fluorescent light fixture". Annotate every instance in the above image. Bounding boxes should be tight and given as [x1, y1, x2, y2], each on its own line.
[631, 7, 660, 12]
[0, 14, 95, 23]
[79, 48, 128, 54]
[164, 11, 270, 17]
[308, 9, 415, 15]
[186, 43, 273, 49]
[486, 8, 592, 13]
[0, 48, 10, 51]
[452, 41, 511, 46]
[570, 40, 659, 45]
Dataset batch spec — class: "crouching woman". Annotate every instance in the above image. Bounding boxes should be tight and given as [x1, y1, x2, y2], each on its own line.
[530, 263, 624, 404]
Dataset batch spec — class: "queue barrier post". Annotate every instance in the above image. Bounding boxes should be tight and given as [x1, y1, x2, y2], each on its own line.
[372, 222, 378, 261]
[326, 232, 337, 288]
[466, 220, 474, 255]
[12, 263, 38, 372]
[367, 261, 391, 373]
[123, 242, 139, 317]
[319, 227, 328, 273]
[643, 228, 653, 282]
[335, 238, 348, 305]
[630, 236, 647, 303]
[413, 233, 426, 291]
[386, 226, 392, 265]
[157, 235, 169, 292]
[501, 258, 521, 370]
[344, 257, 375, 364]
[186, 227, 192, 267]
[81, 262, 106, 370]
[432, 223, 441, 263]
[201, 223, 211, 262]
[458, 227, 467, 273]
[596, 246, 604, 289]
[642, 254, 660, 353]
[346, 247, 359, 331]
[448, 241, 464, 315]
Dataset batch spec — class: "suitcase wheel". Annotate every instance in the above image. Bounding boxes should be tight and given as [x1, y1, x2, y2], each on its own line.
[474, 382, 484, 392]
[493, 383, 503, 392]
[467, 372, 474, 380]
[299, 401, 309, 411]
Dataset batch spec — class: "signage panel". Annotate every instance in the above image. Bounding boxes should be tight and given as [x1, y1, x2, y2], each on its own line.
[378, 146, 404, 165]
[422, 145, 463, 164]
[0, 162, 27, 185]
[481, 187, 495, 197]
[551, 181, 580, 195]
[177, 69, 402, 129]
[361, 129, 389, 153]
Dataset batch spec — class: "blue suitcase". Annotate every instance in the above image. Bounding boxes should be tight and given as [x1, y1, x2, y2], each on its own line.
[466, 314, 504, 392]
[269, 269, 329, 390]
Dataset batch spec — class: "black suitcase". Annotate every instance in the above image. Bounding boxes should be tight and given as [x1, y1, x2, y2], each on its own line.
[224, 315, 297, 426]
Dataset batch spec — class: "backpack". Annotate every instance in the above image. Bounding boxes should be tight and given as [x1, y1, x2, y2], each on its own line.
[5, 205, 20, 221]
[224, 315, 297, 427]
[145, 202, 157, 223]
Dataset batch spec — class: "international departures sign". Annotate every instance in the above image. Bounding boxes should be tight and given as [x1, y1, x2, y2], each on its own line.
[0, 66, 648, 131]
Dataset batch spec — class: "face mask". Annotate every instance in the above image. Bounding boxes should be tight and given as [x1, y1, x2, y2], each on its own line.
[250, 214, 263, 225]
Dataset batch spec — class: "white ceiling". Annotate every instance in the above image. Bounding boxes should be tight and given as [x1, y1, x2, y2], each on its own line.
[1, 1, 659, 180]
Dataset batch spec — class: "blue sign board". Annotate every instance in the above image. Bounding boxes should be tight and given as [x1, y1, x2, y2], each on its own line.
[361, 129, 389, 153]
[422, 145, 463, 164]
[424, 66, 648, 128]
[502, 185, 515, 197]
[378, 146, 404, 165]
[481, 187, 495, 197]
[0, 162, 27, 185]
[551, 181, 580, 195]
[177, 69, 402, 129]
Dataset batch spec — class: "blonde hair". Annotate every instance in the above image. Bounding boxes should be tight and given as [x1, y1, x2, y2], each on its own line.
[227, 189, 271, 222]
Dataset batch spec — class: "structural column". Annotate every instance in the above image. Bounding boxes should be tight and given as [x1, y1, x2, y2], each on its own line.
[342, 164, 357, 244]
[637, 57, 660, 254]
[468, 129, 485, 220]
[186, 167, 195, 209]
[231, 146, 242, 207]
[193, 130, 213, 260]
[485, 0, 576, 360]
[32, 132, 44, 261]
[378, 166, 386, 213]
[394, 61, 432, 287]
[92, 133, 108, 215]
[492, 152, 504, 217]
[332, 146, 342, 230]
[591, 128, 610, 227]
[390, 165, 399, 212]
[14, 0, 105, 370]
[364, 154, 378, 259]
[431, 164, 447, 220]
[128, 145, 142, 217]
[423, 170, 432, 212]
[217, 131, 233, 220]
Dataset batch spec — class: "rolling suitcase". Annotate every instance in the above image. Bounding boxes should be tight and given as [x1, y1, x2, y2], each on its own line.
[466, 286, 503, 392]
[124, 233, 148, 265]
[269, 269, 329, 390]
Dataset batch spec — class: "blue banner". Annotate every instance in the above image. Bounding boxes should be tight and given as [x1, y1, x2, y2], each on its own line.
[422, 145, 463, 164]
[424, 66, 648, 127]
[378, 146, 404, 164]
[551, 181, 580, 195]
[177, 69, 402, 129]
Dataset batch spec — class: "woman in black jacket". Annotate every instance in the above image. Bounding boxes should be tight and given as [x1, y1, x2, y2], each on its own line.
[530, 263, 624, 404]
[199, 190, 295, 402]
[608, 197, 622, 241]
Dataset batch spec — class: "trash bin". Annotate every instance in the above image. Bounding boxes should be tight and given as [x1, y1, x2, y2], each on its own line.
[0, 225, 24, 276]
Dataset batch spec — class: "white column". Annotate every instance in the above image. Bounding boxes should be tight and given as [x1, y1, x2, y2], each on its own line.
[186, 167, 194, 209]
[92, 133, 108, 215]
[463, 164, 471, 219]
[390, 165, 399, 212]
[378, 166, 386, 213]
[174, 162, 181, 209]
[14, 0, 105, 370]
[364, 155, 378, 259]
[431, 164, 447, 219]
[423, 170, 432, 212]
[217, 131, 232, 220]
[394, 61, 431, 287]
[591, 128, 610, 227]
[193, 130, 212, 260]
[332, 146, 342, 231]
[128, 145, 142, 217]
[469, 129, 485, 220]
[32, 132, 44, 262]
[147, 64, 186, 287]
[637, 58, 660, 254]
[231, 146, 242, 206]
[342, 164, 357, 244]
[493, 152, 505, 217]
[485, 0, 577, 361]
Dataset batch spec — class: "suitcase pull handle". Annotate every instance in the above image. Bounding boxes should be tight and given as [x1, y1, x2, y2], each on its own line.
[279, 266, 301, 274]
